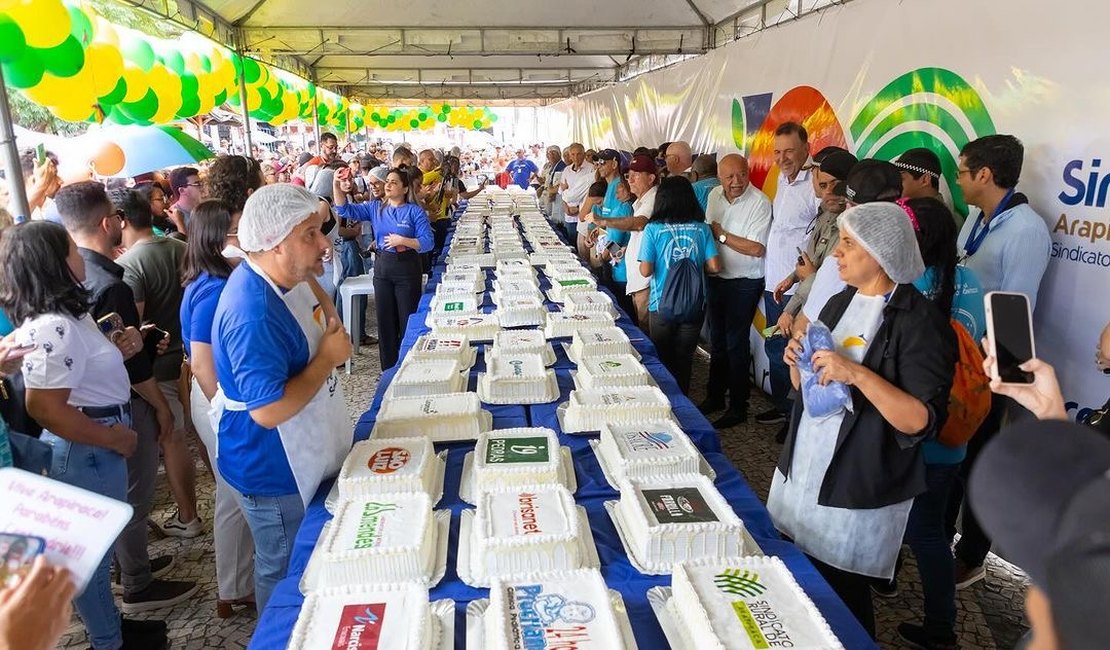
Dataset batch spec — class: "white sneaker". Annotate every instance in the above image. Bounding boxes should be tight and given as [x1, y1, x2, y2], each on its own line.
[155, 511, 204, 538]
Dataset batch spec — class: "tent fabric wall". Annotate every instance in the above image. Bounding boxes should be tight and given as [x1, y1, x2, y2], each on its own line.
[542, 0, 1110, 418]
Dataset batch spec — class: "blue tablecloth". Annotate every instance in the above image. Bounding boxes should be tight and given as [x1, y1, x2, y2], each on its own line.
[248, 217, 876, 649]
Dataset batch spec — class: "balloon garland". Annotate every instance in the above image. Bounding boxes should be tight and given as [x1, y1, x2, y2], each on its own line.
[0, 0, 498, 131]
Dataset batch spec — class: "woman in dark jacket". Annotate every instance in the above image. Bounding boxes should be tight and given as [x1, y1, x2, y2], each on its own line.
[767, 202, 957, 637]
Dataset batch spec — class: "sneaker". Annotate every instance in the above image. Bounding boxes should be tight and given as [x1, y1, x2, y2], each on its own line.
[697, 398, 726, 415]
[155, 511, 203, 538]
[120, 618, 168, 650]
[112, 555, 175, 593]
[870, 576, 899, 598]
[121, 579, 200, 614]
[897, 623, 958, 650]
[954, 559, 986, 589]
[712, 410, 747, 429]
[754, 408, 787, 425]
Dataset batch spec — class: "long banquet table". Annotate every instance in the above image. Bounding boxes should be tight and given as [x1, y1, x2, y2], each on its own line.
[248, 213, 876, 649]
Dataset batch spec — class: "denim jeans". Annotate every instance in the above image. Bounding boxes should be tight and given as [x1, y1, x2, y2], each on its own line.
[649, 310, 705, 395]
[706, 277, 765, 412]
[41, 413, 130, 650]
[234, 491, 304, 612]
[906, 462, 961, 637]
[337, 240, 367, 338]
[762, 291, 793, 413]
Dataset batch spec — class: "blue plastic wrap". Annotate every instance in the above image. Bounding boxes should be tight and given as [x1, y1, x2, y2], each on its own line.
[797, 320, 854, 418]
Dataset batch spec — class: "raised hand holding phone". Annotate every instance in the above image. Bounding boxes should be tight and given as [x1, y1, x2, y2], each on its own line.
[984, 291, 1036, 385]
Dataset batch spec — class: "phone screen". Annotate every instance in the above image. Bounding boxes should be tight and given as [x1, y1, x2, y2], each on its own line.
[989, 293, 1035, 384]
[0, 533, 46, 588]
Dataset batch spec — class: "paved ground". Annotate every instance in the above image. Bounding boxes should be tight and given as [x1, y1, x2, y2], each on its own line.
[57, 303, 1030, 649]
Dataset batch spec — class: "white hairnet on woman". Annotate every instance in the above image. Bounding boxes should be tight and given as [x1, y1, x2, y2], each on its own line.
[837, 202, 925, 284]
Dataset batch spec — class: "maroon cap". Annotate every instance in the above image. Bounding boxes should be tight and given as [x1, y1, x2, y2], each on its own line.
[628, 154, 657, 174]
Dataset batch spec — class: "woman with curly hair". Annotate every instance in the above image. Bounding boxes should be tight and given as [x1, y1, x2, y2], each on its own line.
[205, 155, 266, 221]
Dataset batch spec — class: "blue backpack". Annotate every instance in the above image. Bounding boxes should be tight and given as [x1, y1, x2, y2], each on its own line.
[658, 226, 706, 323]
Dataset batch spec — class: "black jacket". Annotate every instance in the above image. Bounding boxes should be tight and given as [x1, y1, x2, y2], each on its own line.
[78, 248, 153, 385]
[777, 284, 957, 509]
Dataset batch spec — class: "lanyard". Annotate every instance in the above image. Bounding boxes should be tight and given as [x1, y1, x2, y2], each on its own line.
[963, 189, 1015, 258]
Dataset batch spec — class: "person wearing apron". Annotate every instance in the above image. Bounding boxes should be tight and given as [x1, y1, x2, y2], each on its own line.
[210, 184, 353, 612]
[332, 167, 434, 370]
[767, 203, 956, 638]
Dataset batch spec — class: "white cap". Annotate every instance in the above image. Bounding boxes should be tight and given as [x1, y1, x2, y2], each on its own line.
[238, 183, 322, 252]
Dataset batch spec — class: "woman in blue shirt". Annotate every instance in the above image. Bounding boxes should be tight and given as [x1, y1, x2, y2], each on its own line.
[179, 199, 256, 618]
[333, 168, 434, 369]
[638, 176, 721, 393]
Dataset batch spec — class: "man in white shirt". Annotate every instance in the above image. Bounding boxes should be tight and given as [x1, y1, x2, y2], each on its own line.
[701, 154, 773, 428]
[759, 121, 815, 430]
[559, 143, 596, 243]
[664, 141, 694, 177]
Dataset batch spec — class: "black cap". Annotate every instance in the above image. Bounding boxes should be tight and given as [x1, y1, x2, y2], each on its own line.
[596, 148, 621, 162]
[812, 146, 849, 166]
[818, 150, 857, 182]
[843, 159, 902, 203]
[893, 147, 942, 179]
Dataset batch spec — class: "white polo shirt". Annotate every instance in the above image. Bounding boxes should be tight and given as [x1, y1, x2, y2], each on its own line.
[625, 185, 657, 294]
[705, 184, 773, 280]
[560, 162, 597, 210]
[766, 168, 818, 293]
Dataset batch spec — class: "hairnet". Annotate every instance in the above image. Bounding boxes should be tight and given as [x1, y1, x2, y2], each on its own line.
[238, 183, 322, 252]
[838, 202, 925, 284]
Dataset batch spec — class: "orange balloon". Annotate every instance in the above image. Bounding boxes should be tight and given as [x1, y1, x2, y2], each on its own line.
[91, 141, 125, 176]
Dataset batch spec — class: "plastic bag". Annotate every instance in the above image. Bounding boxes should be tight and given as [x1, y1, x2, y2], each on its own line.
[797, 320, 854, 418]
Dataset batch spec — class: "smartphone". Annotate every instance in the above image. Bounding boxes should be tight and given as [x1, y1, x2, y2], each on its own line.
[96, 312, 124, 337]
[0, 533, 47, 588]
[605, 240, 622, 256]
[35, 143, 46, 166]
[796, 247, 805, 265]
[985, 291, 1036, 384]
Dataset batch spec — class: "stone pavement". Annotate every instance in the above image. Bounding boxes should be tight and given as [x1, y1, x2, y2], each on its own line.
[56, 311, 1030, 649]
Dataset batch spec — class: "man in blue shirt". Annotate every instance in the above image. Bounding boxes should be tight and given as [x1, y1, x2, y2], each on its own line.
[690, 154, 721, 212]
[212, 184, 352, 611]
[505, 149, 540, 189]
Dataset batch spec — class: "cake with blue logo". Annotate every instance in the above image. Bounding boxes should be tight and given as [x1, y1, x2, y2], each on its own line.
[478, 352, 557, 404]
[598, 420, 703, 483]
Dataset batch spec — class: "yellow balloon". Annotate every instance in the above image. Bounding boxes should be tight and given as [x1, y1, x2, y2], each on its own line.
[7, 0, 71, 49]
[246, 88, 262, 112]
[85, 44, 124, 97]
[122, 65, 149, 102]
[51, 100, 95, 123]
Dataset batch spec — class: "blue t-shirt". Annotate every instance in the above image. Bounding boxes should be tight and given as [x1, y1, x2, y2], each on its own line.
[638, 221, 719, 312]
[598, 182, 633, 282]
[180, 272, 228, 358]
[212, 263, 312, 496]
[506, 159, 539, 189]
[912, 264, 985, 465]
[335, 200, 434, 254]
[692, 178, 721, 212]
[0, 310, 13, 337]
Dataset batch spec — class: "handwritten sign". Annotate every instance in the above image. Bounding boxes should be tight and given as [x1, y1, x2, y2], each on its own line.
[0, 467, 132, 594]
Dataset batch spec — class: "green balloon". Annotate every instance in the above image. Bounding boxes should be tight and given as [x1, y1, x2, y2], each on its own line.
[100, 76, 127, 104]
[123, 39, 156, 72]
[41, 35, 85, 78]
[214, 89, 228, 105]
[121, 88, 159, 121]
[3, 50, 44, 89]
[199, 54, 212, 73]
[177, 94, 201, 118]
[436, 114, 447, 123]
[67, 5, 94, 46]
[388, 114, 396, 124]
[440, 103, 450, 113]
[473, 119, 483, 129]
[418, 111, 428, 121]
[164, 50, 186, 74]
[370, 111, 380, 121]
[179, 73, 199, 97]
[409, 118, 419, 128]
[490, 113, 498, 122]
[106, 105, 134, 125]
[243, 57, 261, 84]
[0, 16, 27, 64]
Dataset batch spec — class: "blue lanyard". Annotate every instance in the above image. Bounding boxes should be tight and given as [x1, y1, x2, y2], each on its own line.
[963, 189, 1015, 258]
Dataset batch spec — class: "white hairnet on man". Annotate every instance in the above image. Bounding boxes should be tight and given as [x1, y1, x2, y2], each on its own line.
[238, 183, 324, 252]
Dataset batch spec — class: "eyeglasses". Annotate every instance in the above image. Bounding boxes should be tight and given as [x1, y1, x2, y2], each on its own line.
[956, 168, 975, 177]
[110, 209, 125, 221]
[184, 182, 204, 188]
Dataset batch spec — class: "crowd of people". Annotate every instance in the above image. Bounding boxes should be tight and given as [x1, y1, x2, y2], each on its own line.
[0, 121, 1107, 650]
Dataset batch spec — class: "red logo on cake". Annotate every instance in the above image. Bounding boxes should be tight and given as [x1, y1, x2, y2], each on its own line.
[331, 603, 386, 649]
[367, 448, 411, 474]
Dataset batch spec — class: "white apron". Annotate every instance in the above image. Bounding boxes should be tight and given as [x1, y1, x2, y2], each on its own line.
[210, 261, 352, 507]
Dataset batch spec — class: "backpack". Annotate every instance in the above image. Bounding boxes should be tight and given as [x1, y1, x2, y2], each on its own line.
[937, 319, 992, 447]
[658, 226, 707, 324]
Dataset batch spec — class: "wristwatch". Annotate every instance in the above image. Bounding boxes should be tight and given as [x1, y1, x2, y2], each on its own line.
[718, 233, 727, 244]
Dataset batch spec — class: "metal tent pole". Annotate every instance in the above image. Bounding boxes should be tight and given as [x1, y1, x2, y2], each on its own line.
[0, 66, 30, 222]
[236, 52, 254, 157]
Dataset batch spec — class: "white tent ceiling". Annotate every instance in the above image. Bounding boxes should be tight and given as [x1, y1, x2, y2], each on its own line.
[134, 0, 812, 101]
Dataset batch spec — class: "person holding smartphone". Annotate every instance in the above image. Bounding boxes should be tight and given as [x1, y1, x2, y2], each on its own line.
[0, 222, 169, 649]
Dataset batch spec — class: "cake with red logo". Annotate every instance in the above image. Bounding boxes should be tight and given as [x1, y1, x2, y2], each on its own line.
[614, 475, 746, 573]
[314, 493, 436, 585]
[289, 583, 436, 650]
[469, 485, 583, 578]
[484, 569, 628, 649]
[338, 437, 439, 500]
[408, 334, 475, 368]
[671, 556, 844, 649]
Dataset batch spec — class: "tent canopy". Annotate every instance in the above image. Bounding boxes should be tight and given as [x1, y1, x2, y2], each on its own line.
[163, 0, 801, 101]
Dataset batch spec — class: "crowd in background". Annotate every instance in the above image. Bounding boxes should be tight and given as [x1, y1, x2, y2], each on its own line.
[0, 123, 1107, 650]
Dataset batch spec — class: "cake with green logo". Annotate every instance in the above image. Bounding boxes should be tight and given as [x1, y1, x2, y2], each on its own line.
[314, 493, 436, 585]
[576, 353, 653, 389]
[470, 428, 564, 499]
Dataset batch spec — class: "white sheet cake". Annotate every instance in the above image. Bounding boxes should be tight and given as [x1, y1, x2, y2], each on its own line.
[598, 420, 704, 484]
[312, 493, 436, 585]
[567, 326, 638, 364]
[614, 475, 745, 573]
[672, 557, 845, 649]
[562, 290, 617, 317]
[408, 334, 475, 368]
[490, 329, 556, 366]
[477, 352, 558, 404]
[547, 276, 597, 302]
[289, 583, 436, 650]
[470, 485, 583, 578]
[575, 354, 653, 389]
[471, 427, 564, 495]
[429, 314, 500, 342]
[338, 437, 439, 500]
[543, 311, 616, 339]
[387, 358, 467, 397]
[492, 295, 547, 328]
[371, 392, 492, 442]
[484, 569, 628, 650]
[561, 385, 673, 433]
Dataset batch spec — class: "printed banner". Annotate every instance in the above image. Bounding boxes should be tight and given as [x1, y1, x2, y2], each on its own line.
[542, 0, 1109, 416]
